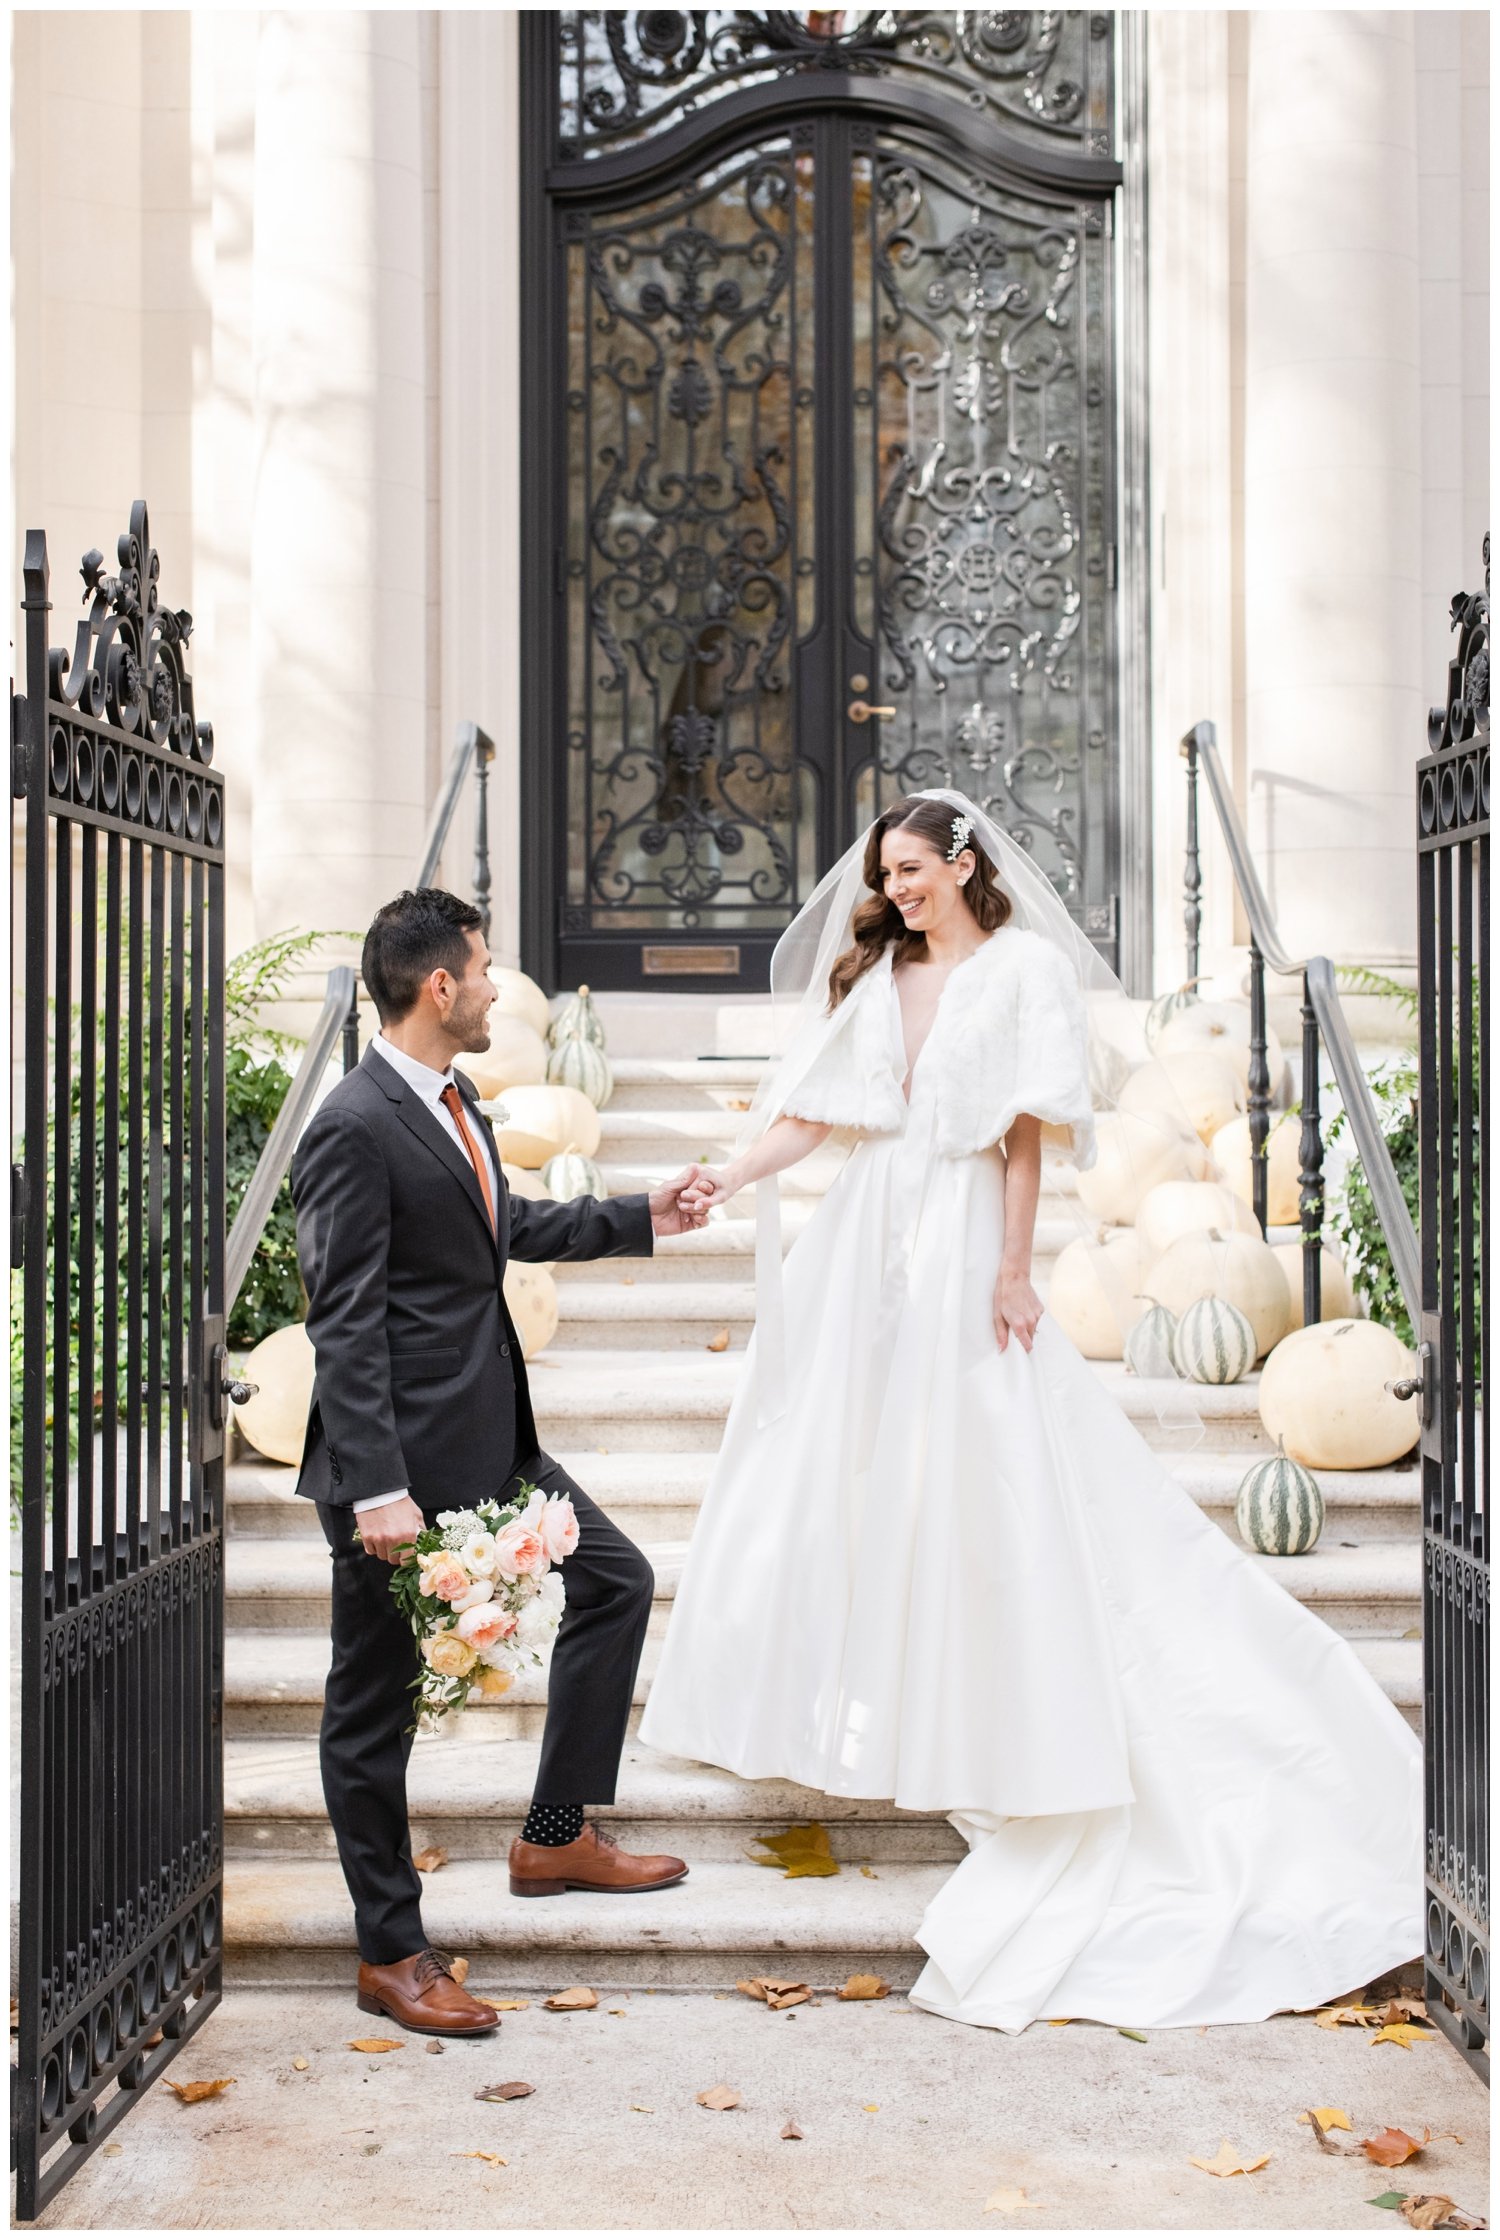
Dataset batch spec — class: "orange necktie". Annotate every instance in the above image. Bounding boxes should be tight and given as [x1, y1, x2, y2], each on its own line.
[439, 1083, 497, 1235]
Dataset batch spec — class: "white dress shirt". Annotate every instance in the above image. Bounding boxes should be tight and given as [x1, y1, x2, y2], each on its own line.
[350, 1035, 502, 1518]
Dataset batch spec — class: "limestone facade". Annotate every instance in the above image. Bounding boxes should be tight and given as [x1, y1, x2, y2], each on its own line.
[9, 11, 1489, 994]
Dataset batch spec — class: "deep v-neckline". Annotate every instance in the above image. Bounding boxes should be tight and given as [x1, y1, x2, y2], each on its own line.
[891, 938, 997, 1104]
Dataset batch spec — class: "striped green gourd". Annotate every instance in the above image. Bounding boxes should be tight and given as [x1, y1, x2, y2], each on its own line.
[1144, 979, 1202, 1053]
[1235, 1438, 1324, 1555]
[548, 983, 607, 1052]
[541, 1143, 606, 1202]
[546, 1032, 613, 1110]
[1124, 1300, 1179, 1380]
[1172, 1293, 1256, 1385]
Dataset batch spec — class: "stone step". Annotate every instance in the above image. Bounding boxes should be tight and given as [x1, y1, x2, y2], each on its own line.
[606, 1058, 767, 1115]
[223, 1736, 968, 1864]
[550, 1209, 815, 1285]
[223, 1856, 951, 1990]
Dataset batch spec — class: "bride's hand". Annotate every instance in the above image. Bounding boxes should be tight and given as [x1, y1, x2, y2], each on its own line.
[679, 1164, 740, 1214]
[994, 1270, 1043, 1354]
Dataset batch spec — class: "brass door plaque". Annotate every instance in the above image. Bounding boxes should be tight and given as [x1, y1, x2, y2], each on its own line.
[641, 944, 741, 976]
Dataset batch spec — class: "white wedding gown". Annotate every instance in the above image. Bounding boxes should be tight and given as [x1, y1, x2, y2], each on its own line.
[637, 948, 1423, 2032]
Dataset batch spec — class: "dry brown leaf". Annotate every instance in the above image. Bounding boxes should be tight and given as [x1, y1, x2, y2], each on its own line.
[706, 1328, 731, 1352]
[413, 1846, 448, 1874]
[1296, 2107, 1352, 2132]
[781, 2119, 804, 2141]
[749, 1823, 840, 1879]
[1383, 1996, 1429, 2024]
[449, 1956, 470, 1985]
[859, 1865, 879, 1879]
[480, 1998, 528, 2011]
[1371, 2022, 1433, 2050]
[545, 1986, 598, 2011]
[145, 2030, 164, 2048]
[631, 2105, 655, 2115]
[1305, 2109, 1358, 2157]
[347, 2038, 404, 2054]
[738, 1977, 811, 2009]
[1364, 2128, 1429, 2168]
[101, 2143, 122, 2157]
[454, 2150, 508, 2167]
[728, 1098, 751, 1112]
[1314, 2003, 1383, 2030]
[426, 2041, 445, 2055]
[1188, 2139, 1271, 2177]
[165, 2078, 235, 2104]
[838, 1975, 891, 2001]
[1399, 2195, 1488, 2231]
[697, 2084, 742, 2111]
[984, 2186, 1043, 2213]
[291, 2057, 310, 2072]
[475, 2082, 535, 2102]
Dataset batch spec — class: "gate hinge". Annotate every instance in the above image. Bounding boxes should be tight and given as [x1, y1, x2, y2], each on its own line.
[11, 692, 28, 797]
[11, 1164, 26, 1268]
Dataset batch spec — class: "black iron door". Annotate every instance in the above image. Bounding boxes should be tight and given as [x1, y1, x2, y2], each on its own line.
[1415, 543, 1489, 2079]
[13, 506, 228, 2215]
[521, 10, 1125, 993]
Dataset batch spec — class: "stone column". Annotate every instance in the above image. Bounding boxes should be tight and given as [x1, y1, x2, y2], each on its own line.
[1242, 10, 1422, 967]
[248, 10, 428, 944]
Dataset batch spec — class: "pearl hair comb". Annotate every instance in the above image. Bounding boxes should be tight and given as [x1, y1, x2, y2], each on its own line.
[946, 812, 974, 863]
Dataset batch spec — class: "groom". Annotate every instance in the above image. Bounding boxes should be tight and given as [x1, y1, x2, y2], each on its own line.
[291, 888, 704, 2035]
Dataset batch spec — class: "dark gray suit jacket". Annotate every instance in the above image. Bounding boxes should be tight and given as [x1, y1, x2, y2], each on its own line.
[289, 1045, 652, 1508]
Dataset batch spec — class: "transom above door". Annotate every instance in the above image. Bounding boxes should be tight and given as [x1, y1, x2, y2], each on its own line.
[521, 12, 1126, 992]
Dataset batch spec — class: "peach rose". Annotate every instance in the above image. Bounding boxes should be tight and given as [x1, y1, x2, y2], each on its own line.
[539, 1497, 580, 1563]
[421, 1629, 478, 1678]
[473, 1665, 512, 1699]
[493, 1522, 548, 1580]
[421, 1553, 472, 1606]
[456, 1601, 517, 1652]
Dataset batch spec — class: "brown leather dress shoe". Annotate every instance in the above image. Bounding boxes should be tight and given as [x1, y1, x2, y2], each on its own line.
[509, 1820, 688, 1898]
[356, 1947, 499, 2035]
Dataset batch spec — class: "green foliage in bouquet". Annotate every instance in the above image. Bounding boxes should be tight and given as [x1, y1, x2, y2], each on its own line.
[1329, 961, 1481, 1369]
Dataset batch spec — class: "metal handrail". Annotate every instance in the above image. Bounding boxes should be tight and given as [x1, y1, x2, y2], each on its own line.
[1181, 719, 1422, 1329]
[225, 965, 355, 1311]
[416, 720, 494, 893]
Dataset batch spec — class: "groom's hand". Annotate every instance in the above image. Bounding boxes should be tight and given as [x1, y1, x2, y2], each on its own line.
[648, 1165, 710, 1237]
[356, 1494, 426, 1564]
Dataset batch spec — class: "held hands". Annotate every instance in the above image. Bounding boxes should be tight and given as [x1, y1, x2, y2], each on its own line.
[648, 1165, 715, 1238]
[677, 1165, 741, 1217]
[994, 1269, 1044, 1355]
[354, 1493, 427, 1565]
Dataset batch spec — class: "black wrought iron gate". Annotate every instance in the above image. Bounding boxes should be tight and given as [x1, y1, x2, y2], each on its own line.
[521, 9, 1127, 994]
[1417, 541, 1489, 2080]
[13, 505, 228, 2215]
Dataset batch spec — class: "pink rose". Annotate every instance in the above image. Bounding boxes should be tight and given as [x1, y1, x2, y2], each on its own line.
[456, 1602, 517, 1651]
[421, 1553, 471, 1606]
[492, 1522, 549, 1580]
[539, 1497, 579, 1564]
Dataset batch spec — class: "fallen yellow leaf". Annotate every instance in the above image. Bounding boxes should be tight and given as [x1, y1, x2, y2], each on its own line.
[165, 2078, 235, 2104]
[291, 2057, 310, 2073]
[696, 2084, 742, 2111]
[749, 1823, 840, 1879]
[863, 2102, 879, 2113]
[101, 2144, 122, 2157]
[449, 1956, 470, 1985]
[1371, 2022, 1432, 2050]
[545, 1986, 599, 2011]
[630, 2105, 655, 2115]
[1047, 2018, 1072, 2027]
[984, 2186, 1043, 2213]
[1296, 2107, 1352, 2131]
[1189, 2139, 1271, 2177]
[859, 1865, 879, 1879]
[347, 2038, 404, 2054]
[706, 1328, 731, 1352]
[1314, 2003, 1383, 2030]
[480, 1998, 528, 2012]
[837, 1975, 891, 2001]
[413, 1846, 448, 1874]
[454, 2151, 508, 2167]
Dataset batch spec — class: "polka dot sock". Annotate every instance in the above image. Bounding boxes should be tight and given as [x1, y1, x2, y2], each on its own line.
[521, 1800, 586, 1848]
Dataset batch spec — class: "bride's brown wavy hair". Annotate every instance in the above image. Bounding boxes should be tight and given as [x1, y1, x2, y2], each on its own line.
[827, 796, 1012, 1009]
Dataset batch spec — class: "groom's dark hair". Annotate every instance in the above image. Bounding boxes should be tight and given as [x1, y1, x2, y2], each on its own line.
[361, 887, 485, 1022]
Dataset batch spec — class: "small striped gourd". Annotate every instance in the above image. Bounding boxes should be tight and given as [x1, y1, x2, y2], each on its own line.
[1124, 1300, 1178, 1380]
[1235, 1438, 1324, 1555]
[1172, 1294, 1256, 1385]
[541, 1143, 606, 1202]
[546, 1031, 613, 1110]
[548, 983, 607, 1052]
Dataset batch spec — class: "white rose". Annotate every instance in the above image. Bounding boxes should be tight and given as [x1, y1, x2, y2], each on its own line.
[538, 1571, 566, 1617]
[448, 1577, 494, 1613]
[479, 1637, 524, 1672]
[461, 1532, 498, 1577]
[515, 1597, 560, 1653]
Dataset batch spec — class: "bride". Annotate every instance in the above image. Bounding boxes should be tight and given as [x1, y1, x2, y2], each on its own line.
[637, 788, 1422, 2033]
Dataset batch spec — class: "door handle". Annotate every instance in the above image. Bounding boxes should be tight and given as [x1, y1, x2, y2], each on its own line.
[847, 700, 896, 724]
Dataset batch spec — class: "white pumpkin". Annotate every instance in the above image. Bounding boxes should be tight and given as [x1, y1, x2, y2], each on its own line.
[548, 983, 607, 1051]
[1120, 1051, 1244, 1145]
[1270, 1242, 1357, 1331]
[489, 965, 551, 1041]
[1135, 1179, 1261, 1265]
[542, 1143, 607, 1201]
[1173, 1294, 1258, 1383]
[503, 1262, 560, 1361]
[502, 1161, 553, 1204]
[1235, 1440, 1325, 1555]
[1124, 1300, 1179, 1379]
[1258, 1318, 1420, 1469]
[1210, 1111, 1304, 1227]
[1154, 999, 1285, 1102]
[459, 1015, 548, 1099]
[1075, 1112, 1197, 1227]
[1047, 1231, 1146, 1360]
[1087, 1035, 1131, 1106]
[546, 1033, 614, 1109]
[1144, 982, 1203, 1052]
[1145, 1227, 1291, 1357]
[231, 1322, 315, 1468]
[486, 1083, 601, 1168]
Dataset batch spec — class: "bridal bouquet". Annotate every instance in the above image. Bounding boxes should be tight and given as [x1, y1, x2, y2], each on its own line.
[385, 1484, 578, 1726]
